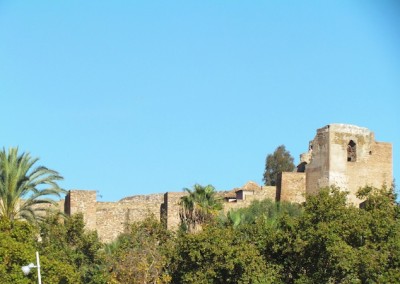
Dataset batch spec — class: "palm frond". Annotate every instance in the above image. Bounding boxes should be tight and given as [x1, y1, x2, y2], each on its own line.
[0, 147, 64, 222]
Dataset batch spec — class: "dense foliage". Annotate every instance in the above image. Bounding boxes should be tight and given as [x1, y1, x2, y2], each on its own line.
[39, 213, 109, 283]
[263, 145, 295, 186]
[0, 148, 395, 282]
[105, 215, 173, 283]
[0, 147, 64, 222]
[1, 184, 399, 283]
[268, 186, 400, 283]
[0, 213, 107, 284]
[169, 225, 271, 284]
[179, 184, 223, 232]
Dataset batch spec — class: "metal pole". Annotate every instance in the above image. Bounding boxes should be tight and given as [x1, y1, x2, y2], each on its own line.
[36, 251, 42, 284]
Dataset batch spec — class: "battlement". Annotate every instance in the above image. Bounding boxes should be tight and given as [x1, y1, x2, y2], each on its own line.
[61, 124, 392, 242]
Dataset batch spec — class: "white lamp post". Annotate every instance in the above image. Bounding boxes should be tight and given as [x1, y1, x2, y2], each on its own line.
[21, 251, 42, 284]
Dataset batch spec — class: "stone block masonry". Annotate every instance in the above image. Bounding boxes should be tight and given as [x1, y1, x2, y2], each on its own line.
[64, 183, 279, 242]
[304, 124, 392, 205]
[65, 191, 164, 242]
[276, 172, 306, 203]
[62, 124, 392, 242]
[65, 190, 97, 231]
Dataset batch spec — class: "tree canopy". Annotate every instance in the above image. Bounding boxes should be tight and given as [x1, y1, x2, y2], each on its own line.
[0, 146, 397, 283]
[0, 185, 398, 283]
[260, 186, 400, 283]
[105, 215, 173, 284]
[0, 147, 64, 222]
[179, 184, 223, 233]
[263, 145, 295, 186]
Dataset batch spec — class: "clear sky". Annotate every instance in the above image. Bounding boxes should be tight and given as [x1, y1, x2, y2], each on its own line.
[1, 1, 399, 201]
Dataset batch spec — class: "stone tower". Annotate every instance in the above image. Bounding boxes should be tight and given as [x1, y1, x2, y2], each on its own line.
[304, 124, 392, 204]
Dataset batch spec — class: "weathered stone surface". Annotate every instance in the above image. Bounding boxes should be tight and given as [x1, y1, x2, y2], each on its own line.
[277, 172, 306, 203]
[162, 192, 187, 231]
[303, 124, 392, 205]
[65, 191, 165, 242]
[57, 124, 392, 242]
[65, 190, 97, 231]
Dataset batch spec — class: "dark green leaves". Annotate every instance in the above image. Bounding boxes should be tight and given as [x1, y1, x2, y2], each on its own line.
[263, 145, 295, 186]
[0, 147, 64, 222]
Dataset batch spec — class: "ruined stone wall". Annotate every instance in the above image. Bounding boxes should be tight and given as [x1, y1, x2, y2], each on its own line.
[328, 125, 392, 204]
[304, 124, 393, 205]
[62, 124, 392, 241]
[162, 185, 277, 229]
[362, 142, 393, 187]
[119, 193, 165, 222]
[338, 141, 392, 205]
[328, 124, 375, 191]
[348, 141, 393, 202]
[162, 192, 187, 231]
[65, 191, 165, 242]
[277, 172, 306, 203]
[223, 198, 256, 213]
[95, 202, 127, 242]
[306, 126, 330, 195]
[65, 190, 97, 231]
[95, 194, 164, 242]
[259, 186, 277, 200]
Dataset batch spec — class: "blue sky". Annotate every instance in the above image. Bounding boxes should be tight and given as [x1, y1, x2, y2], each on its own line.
[1, 1, 399, 201]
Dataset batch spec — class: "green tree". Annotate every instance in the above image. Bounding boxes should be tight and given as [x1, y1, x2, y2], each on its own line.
[0, 218, 81, 284]
[355, 185, 400, 282]
[179, 184, 223, 233]
[0, 147, 64, 222]
[0, 219, 37, 284]
[221, 200, 303, 283]
[106, 215, 173, 284]
[39, 213, 109, 283]
[170, 225, 275, 284]
[262, 145, 295, 186]
[265, 186, 400, 283]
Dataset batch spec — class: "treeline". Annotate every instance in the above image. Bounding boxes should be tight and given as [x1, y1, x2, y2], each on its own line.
[1, 185, 399, 283]
[1, 147, 399, 283]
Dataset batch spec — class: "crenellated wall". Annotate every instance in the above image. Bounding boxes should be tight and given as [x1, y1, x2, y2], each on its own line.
[65, 191, 165, 242]
[62, 124, 392, 242]
[64, 184, 278, 242]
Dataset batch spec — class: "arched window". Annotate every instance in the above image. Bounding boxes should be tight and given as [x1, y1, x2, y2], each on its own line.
[347, 140, 356, 162]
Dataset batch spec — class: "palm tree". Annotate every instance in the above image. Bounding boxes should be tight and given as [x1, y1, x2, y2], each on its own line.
[179, 184, 223, 232]
[0, 147, 65, 222]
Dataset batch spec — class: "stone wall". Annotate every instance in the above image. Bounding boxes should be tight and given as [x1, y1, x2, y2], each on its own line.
[303, 124, 393, 205]
[63, 184, 280, 241]
[61, 124, 392, 242]
[305, 125, 330, 195]
[277, 172, 306, 203]
[162, 192, 187, 231]
[223, 198, 256, 213]
[65, 191, 165, 243]
[65, 190, 97, 231]
[223, 185, 276, 213]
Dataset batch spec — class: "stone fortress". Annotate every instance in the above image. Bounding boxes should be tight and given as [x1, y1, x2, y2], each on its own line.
[60, 124, 393, 242]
